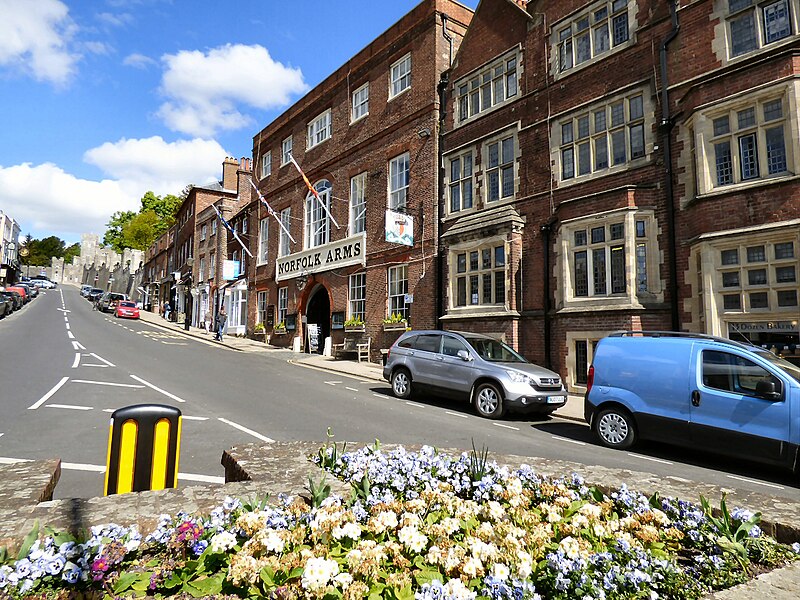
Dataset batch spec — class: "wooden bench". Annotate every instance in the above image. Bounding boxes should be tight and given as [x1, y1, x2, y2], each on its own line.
[333, 336, 371, 362]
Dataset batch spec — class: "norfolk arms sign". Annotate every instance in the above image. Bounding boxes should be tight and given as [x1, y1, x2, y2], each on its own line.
[275, 233, 366, 282]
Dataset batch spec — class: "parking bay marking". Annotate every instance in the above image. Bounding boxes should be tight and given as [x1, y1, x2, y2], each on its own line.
[446, 411, 469, 419]
[71, 353, 80, 368]
[28, 376, 70, 410]
[726, 474, 784, 490]
[218, 418, 274, 442]
[551, 435, 585, 445]
[90, 353, 115, 367]
[406, 401, 426, 409]
[72, 380, 145, 389]
[130, 375, 186, 403]
[47, 404, 93, 411]
[101, 409, 207, 420]
[0, 457, 224, 484]
[345, 386, 359, 392]
[495, 423, 520, 431]
[627, 453, 673, 465]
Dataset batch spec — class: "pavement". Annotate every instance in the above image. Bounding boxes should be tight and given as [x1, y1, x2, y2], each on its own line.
[136, 308, 586, 423]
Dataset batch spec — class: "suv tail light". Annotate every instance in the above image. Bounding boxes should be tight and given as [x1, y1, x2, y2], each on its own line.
[586, 365, 595, 394]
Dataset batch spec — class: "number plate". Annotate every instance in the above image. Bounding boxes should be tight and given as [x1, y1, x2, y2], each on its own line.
[547, 395, 566, 404]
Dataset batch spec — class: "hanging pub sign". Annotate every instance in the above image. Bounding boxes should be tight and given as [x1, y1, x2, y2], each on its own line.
[275, 233, 366, 282]
[385, 210, 413, 246]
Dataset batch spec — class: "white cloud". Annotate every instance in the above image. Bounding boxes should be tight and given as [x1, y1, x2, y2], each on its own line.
[0, 137, 228, 240]
[96, 12, 134, 28]
[123, 52, 156, 69]
[157, 43, 308, 137]
[0, 0, 79, 86]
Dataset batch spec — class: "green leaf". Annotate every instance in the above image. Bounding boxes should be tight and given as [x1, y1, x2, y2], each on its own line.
[132, 574, 152, 592]
[0, 546, 7, 563]
[114, 571, 139, 594]
[260, 566, 275, 587]
[17, 520, 39, 561]
[185, 574, 224, 597]
[414, 570, 443, 586]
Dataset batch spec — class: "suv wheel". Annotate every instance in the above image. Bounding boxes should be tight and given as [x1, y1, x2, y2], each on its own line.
[594, 407, 636, 449]
[473, 382, 505, 419]
[391, 368, 412, 399]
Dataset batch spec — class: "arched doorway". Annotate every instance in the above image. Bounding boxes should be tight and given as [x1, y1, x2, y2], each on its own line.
[304, 284, 330, 354]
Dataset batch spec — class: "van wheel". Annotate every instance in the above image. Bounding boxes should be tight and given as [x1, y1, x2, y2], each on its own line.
[594, 407, 636, 449]
[473, 382, 505, 419]
[391, 368, 412, 399]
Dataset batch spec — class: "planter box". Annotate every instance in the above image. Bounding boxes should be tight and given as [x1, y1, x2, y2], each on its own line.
[344, 325, 366, 332]
[382, 322, 408, 332]
[253, 332, 267, 342]
[272, 328, 287, 335]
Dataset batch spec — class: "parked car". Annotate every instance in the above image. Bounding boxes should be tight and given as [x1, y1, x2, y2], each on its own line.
[0, 290, 22, 311]
[31, 275, 56, 288]
[99, 292, 129, 313]
[5, 285, 28, 303]
[87, 288, 105, 303]
[585, 331, 800, 471]
[114, 301, 140, 319]
[13, 282, 37, 298]
[383, 330, 566, 418]
[80, 285, 93, 297]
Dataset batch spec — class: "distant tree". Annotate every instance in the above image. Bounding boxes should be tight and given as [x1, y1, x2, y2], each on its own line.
[140, 191, 181, 234]
[63, 243, 81, 264]
[19, 235, 75, 266]
[122, 210, 160, 250]
[103, 211, 137, 252]
[180, 184, 194, 200]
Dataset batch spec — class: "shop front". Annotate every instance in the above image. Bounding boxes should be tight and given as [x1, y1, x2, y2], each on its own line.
[728, 320, 800, 366]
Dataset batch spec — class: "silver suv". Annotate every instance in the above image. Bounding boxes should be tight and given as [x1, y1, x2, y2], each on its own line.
[383, 330, 566, 419]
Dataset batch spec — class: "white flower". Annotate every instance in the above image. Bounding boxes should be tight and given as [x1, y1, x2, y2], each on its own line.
[444, 578, 477, 600]
[462, 555, 483, 577]
[559, 536, 582, 560]
[264, 530, 285, 553]
[210, 531, 238, 553]
[491, 563, 510, 580]
[516, 550, 533, 579]
[333, 522, 361, 541]
[334, 572, 353, 589]
[301, 556, 340, 592]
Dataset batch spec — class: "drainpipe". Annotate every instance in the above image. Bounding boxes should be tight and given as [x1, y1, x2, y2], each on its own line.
[436, 71, 449, 324]
[540, 221, 554, 369]
[660, 0, 680, 331]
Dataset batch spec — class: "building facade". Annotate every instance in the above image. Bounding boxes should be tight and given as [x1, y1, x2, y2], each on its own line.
[438, 0, 799, 393]
[0, 210, 21, 286]
[245, 0, 472, 355]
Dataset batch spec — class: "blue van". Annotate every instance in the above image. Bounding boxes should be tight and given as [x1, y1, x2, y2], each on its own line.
[585, 332, 800, 470]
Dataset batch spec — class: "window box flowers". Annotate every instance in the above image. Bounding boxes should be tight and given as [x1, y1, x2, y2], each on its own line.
[273, 321, 286, 334]
[382, 312, 409, 331]
[344, 317, 365, 332]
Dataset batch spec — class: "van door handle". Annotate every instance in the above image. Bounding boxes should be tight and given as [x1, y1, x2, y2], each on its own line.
[691, 390, 701, 407]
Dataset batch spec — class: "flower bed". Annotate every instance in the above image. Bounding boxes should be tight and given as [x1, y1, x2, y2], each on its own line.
[0, 442, 797, 599]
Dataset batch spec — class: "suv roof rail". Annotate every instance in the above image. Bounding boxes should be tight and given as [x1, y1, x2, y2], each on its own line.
[608, 330, 759, 350]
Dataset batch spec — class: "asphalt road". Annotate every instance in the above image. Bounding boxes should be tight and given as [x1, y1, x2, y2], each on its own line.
[1, 286, 798, 502]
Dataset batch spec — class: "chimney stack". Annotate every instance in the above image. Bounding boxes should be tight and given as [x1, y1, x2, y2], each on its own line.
[222, 156, 239, 191]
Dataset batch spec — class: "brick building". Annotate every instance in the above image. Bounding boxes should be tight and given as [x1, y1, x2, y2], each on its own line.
[439, 0, 799, 393]
[244, 0, 472, 354]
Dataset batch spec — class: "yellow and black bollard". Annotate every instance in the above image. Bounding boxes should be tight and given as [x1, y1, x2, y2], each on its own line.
[104, 404, 182, 495]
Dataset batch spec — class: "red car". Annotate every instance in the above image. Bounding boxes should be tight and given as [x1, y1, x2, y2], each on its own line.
[114, 301, 140, 319]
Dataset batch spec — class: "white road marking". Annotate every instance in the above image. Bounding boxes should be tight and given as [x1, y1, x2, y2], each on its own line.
[0, 433, 3, 439]
[494, 423, 520, 431]
[162, 342, 188, 345]
[130, 375, 186, 403]
[71, 353, 80, 369]
[359, 380, 373, 384]
[726, 475, 784, 490]
[71, 380, 145, 389]
[65, 323, 70, 330]
[345, 386, 359, 392]
[0, 457, 224, 483]
[324, 381, 340, 386]
[71, 341, 86, 350]
[627, 453, 673, 465]
[82, 364, 109, 368]
[551, 435, 585, 445]
[373, 393, 391, 399]
[406, 401, 426, 408]
[67, 331, 75, 339]
[29, 377, 69, 410]
[445, 411, 469, 419]
[64, 316, 69, 321]
[218, 418, 274, 442]
[47, 404, 93, 411]
[90, 353, 115, 367]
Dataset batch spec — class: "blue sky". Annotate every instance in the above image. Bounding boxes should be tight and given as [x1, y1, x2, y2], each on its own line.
[0, 0, 477, 244]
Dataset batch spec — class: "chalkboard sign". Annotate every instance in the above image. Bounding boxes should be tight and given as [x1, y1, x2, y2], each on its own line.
[308, 323, 320, 353]
[266, 305, 275, 327]
[331, 311, 345, 330]
[286, 313, 297, 331]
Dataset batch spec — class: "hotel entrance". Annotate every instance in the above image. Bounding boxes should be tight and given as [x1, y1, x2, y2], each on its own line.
[304, 284, 330, 354]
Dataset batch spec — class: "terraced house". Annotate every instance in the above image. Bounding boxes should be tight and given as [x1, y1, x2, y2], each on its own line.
[439, 0, 799, 393]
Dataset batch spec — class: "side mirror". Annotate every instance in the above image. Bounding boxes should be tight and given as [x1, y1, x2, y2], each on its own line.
[755, 379, 781, 401]
[457, 350, 473, 362]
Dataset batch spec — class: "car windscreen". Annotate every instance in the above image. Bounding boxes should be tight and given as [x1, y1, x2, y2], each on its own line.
[755, 350, 800, 384]
[118, 302, 136, 308]
[463, 336, 527, 363]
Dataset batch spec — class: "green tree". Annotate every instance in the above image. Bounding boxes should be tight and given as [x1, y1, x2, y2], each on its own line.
[121, 210, 160, 250]
[63, 243, 81, 264]
[140, 191, 181, 235]
[103, 211, 136, 252]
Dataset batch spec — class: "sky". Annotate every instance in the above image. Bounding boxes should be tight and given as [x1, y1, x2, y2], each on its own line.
[0, 0, 478, 245]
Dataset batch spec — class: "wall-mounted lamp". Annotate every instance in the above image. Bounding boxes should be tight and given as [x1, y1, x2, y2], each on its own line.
[417, 127, 431, 138]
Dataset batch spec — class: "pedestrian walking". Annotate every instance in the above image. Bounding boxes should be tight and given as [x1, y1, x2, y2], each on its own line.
[215, 306, 227, 341]
[164, 301, 171, 321]
[204, 310, 213, 334]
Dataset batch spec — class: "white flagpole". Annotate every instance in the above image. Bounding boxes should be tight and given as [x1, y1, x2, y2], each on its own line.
[212, 204, 253, 258]
[248, 177, 296, 244]
[289, 155, 340, 229]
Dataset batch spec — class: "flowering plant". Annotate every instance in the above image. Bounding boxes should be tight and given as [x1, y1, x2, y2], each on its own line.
[1, 443, 797, 599]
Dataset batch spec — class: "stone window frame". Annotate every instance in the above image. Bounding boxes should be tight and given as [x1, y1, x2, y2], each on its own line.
[352, 82, 369, 123]
[389, 53, 412, 99]
[348, 272, 366, 322]
[307, 109, 332, 150]
[447, 237, 509, 313]
[277, 286, 288, 325]
[692, 85, 797, 197]
[350, 172, 367, 236]
[261, 151, 272, 178]
[483, 129, 519, 204]
[281, 136, 293, 166]
[725, 0, 799, 58]
[446, 149, 475, 215]
[455, 48, 520, 125]
[388, 264, 409, 320]
[558, 208, 660, 309]
[304, 180, 331, 250]
[554, 87, 653, 187]
[258, 218, 269, 265]
[550, 0, 638, 80]
[565, 332, 606, 393]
